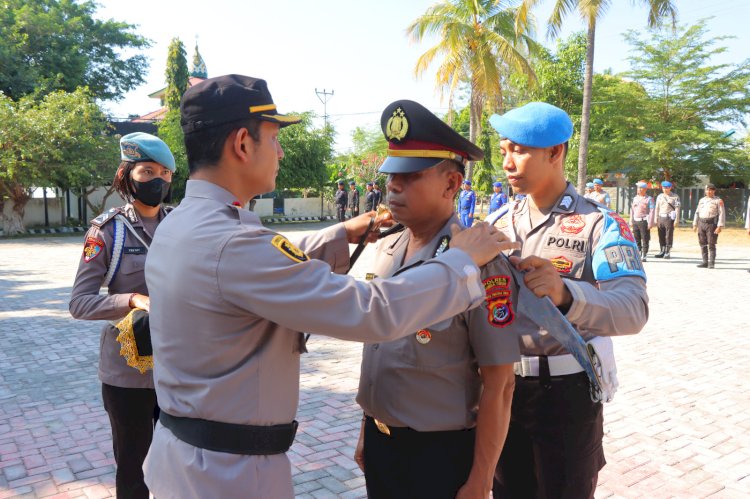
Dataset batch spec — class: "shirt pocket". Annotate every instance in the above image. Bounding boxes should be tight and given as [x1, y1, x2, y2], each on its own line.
[540, 247, 586, 280]
[394, 324, 469, 369]
[118, 254, 146, 277]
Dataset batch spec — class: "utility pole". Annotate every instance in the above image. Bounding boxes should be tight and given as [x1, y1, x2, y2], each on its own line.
[315, 88, 334, 129]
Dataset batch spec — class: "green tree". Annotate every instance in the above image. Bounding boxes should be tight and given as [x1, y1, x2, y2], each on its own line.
[158, 38, 190, 200]
[623, 21, 750, 186]
[0, 88, 115, 235]
[516, 0, 677, 193]
[0, 0, 150, 101]
[408, 0, 538, 181]
[277, 112, 333, 196]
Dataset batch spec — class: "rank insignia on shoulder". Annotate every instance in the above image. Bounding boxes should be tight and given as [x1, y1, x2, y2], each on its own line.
[365, 273, 376, 281]
[91, 208, 120, 228]
[433, 235, 450, 257]
[271, 235, 309, 263]
[83, 237, 104, 263]
[416, 329, 432, 344]
[557, 195, 574, 211]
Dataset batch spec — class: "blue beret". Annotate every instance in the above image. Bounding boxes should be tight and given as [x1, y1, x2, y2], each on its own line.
[120, 133, 175, 172]
[336, 180, 345, 185]
[593, 178, 603, 185]
[493, 181, 503, 188]
[586, 182, 594, 188]
[463, 180, 472, 185]
[366, 182, 373, 187]
[661, 181, 672, 188]
[348, 181, 356, 185]
[636, 181, 648, 188]
[489, 102, 573, 148]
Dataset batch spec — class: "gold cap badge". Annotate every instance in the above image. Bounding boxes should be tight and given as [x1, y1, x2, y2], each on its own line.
[385, 107, 409, 142]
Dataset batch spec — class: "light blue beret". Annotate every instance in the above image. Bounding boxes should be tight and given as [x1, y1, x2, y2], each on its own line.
[489, 102, 573, 148]
[636, 181, 648, 188]
[493, 181, 503, 188]
[463, 180, 472, 185]
[593, 178, 603, 185]
[661, 181, 672, 188]
[586, 182, 594, 188]
[120, 132, 175, 172]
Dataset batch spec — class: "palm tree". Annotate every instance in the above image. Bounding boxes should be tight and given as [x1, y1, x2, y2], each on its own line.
[408, 0, 538, 181]
[516, 0, 677, 193]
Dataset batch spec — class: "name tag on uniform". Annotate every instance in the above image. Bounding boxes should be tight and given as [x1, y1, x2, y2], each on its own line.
[123, 247, 146, 255]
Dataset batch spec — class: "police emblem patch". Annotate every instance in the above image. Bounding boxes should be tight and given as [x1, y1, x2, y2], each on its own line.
[83, 237, 104, 263]
[550, 255, 573, 274]
[385, 107, 409, 142]
[271, 235, 309, 263]
[415, 329, 432, 344]
[482, 275, 514, 328]
[560, 214, 585, 235]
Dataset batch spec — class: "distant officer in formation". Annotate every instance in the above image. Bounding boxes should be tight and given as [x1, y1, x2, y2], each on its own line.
[141, 74, 510, 499]
[693, 183, 725, 269]
[355, 99, 520, 499]
[630, 181, 655, 261]
[488, 102, 649, 498]
[335, 179, 348, 221]
[373, 181, 383, 207]
[364, 182, 376, 211]
[590, 178, 611, 208]
[70, 132, 176, 498]
[458, 179, 476, 226]
[584, 181, 595, 199]
[489, 181, 508, 214]
[654, 180, 680, 259]
[348, 180, 360, 217]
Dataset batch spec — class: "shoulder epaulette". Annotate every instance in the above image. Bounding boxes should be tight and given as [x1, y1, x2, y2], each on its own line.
[90, 207, 122, 228]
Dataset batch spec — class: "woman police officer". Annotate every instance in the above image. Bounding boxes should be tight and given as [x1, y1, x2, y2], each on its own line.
[69, 132, 175, 498]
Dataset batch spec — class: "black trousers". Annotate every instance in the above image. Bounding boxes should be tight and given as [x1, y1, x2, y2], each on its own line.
[494, 372, 605, 499]
[350, 206, 360, 217]
[337, 205, 347, 222]
[657, 216, 675, 247]
[363, 417, 475, 499]
[697, 220, 719, 251]
[101, 384, 159, 499]
[631, 220, 650, 253]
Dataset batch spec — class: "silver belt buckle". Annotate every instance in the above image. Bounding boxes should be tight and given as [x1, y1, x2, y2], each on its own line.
[514, 357, 533, 377]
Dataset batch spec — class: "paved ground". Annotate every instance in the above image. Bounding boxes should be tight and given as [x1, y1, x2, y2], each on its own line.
[1, 224, 749, 498]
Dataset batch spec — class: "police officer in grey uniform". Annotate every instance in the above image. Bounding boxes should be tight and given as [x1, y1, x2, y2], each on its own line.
[630, 181, 654, 261]
[69, 133, 175, 498]
[693, 183, 725, 268]
[355, 100, 521, 499]
[141, 74, 513, 499]
[488, 102, 649, 498]
[654, 180, 680, 259]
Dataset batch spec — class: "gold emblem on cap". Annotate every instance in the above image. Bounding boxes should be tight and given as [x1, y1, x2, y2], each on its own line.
[385, 107, 409, 142]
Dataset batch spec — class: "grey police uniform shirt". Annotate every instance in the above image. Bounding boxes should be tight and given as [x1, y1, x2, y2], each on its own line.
[494, 183, 649, 356]
[142, 179, 487, 499]
[69, 204, 168, 389]
[357, 215, 521, 431]
[693, 196, 726, 227]
[655, 191, 681, 220]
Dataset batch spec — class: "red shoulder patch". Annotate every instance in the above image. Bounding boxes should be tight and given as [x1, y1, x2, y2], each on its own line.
[482, 275, 514, 328]
[83, 237, 104, 263]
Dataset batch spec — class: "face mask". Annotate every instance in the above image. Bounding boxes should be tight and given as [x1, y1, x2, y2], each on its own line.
[131, 178, 171, 207]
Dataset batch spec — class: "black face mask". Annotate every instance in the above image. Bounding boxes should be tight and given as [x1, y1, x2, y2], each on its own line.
[131, 178, 171, 207]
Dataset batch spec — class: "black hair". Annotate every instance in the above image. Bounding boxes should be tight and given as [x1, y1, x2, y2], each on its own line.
[112, 161, 137, 201]
[184, 118, 262, 174]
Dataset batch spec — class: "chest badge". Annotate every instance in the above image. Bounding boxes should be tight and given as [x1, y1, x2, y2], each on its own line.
[416, 329, 432, 344]
[550, 255, 573, 274]
[560, 214, 585, 235]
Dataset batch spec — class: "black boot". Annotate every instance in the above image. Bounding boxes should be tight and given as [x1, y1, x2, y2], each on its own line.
[641, 249, 648, 262]
[664, 246, 671, 259]
[697, 246, 708, 268]
[654, 246, 665, 258]
[708, 249, 715, 269]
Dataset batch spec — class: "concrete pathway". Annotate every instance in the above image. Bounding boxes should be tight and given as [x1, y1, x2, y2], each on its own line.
[0, 225, 748, 498]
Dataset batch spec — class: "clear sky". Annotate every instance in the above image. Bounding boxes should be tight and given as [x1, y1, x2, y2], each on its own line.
[96, 0, 750, 153]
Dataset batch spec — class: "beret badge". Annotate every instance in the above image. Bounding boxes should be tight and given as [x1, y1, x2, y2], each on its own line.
[385, 107, 409, 143]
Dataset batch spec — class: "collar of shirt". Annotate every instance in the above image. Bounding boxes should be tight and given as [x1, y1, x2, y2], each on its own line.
[385, 214, 461, 268]
[185, 179, 241, 206]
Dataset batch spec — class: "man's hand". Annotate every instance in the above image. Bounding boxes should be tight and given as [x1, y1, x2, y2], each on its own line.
[354, 420, 365, 472]
[343, 211, 394, 245]
[692, 225, 698, 232]
[510, 255, 572, 308]
[456, 481, 490, 499]
[747, 228, 750, 236]
[714, 227, 722, 235]
[451, 222, 520, 267]
[129, 293, 150, 312]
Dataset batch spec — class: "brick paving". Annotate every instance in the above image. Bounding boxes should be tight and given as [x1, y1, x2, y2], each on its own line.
[1, 225, 749, 498]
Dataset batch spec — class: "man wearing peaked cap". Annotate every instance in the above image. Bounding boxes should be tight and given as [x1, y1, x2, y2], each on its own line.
[142, 77, 515, 498]
[654, 180, 681, 259]
[692, 183, 725, 268]
[355, 99, 521, 499]
[630, 181, 655, 261]
[487, 102, 648, 498]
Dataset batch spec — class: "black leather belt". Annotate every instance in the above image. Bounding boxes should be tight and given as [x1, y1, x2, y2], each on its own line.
[159, 411, 298, 455]
[699, 217, 717, 223]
